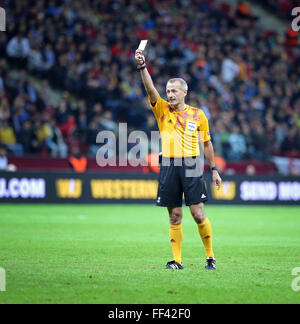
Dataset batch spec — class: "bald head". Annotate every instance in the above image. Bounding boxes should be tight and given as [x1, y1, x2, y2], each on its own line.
[167, 78, 188, 92]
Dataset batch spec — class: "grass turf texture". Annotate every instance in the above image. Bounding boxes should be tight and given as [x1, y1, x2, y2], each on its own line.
[0, 204, 300, 304]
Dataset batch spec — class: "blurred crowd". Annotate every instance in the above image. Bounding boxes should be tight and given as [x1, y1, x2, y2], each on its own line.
[255, 0, 300, 19]
[0, 0, 300, 162]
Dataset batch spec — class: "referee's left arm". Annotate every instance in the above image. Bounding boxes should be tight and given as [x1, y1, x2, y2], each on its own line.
[203, 140, 222, 190]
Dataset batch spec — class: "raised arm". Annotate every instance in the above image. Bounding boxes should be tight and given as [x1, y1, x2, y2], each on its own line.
[135, 49, 159, 104]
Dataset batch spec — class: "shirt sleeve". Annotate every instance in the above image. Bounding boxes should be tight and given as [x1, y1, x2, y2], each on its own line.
[148, 95, 167, 120]
[198, 111, 211, 143]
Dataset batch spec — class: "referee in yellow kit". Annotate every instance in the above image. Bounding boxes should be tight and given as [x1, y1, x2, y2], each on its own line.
[135, 49, 222, 271]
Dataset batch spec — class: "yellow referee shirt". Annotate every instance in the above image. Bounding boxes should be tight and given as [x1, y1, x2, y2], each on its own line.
[150, 96, 211, 158]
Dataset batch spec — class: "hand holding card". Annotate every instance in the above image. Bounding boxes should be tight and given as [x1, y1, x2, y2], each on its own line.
[138, 40, 148, 51]
[135, 41, 148, 67]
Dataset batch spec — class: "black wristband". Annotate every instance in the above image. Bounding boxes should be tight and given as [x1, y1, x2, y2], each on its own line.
[211, 166, 218, 172]
[137, 64, 146, 71]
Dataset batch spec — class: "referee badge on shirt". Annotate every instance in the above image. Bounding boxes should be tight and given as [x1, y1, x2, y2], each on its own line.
[187, 121, 197, 133]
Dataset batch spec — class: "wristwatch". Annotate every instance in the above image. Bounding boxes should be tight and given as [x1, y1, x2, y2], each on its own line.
[211, 166, 218, 172]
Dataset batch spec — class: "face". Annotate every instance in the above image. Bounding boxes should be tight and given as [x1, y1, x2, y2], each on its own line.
[166, 81, 187, 107]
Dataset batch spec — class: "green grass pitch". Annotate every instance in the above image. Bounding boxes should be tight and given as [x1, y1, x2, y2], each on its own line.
[0, 204, 300, 304]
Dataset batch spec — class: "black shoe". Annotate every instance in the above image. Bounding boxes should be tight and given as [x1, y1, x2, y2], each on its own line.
[164, 260, 184, 270]
[205, 257, 216, 271]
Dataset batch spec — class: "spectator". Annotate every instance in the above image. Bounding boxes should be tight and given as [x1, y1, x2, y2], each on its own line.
[241, 123, 255, 158]
[60, 115, 76, 138]
[251, 123, 268, 160]
[212, 119, 231, 160]
[47, 119, 68, 158]
[69, 147, 87, 173]
[245, 164, 256, 175]
[6, 33, 30, 67]
[43, 44, 56, 71]
[0, 120, 23, 156]
[28, 43, 45, 73]
[33, 120, 51, 153]
[281, 126, 300, 155]
[0, 95, 10, 121]
[221, 56, 240, 83]
[86, 120, 103, 158]
[228, 125, 247, 160]
[18, 120, 38, 154]
[236, 1, 258, 22]
[0, 144, 8, 170]
[100, 111, 119, 134]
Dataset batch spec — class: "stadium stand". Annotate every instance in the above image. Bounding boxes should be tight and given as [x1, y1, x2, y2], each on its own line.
[0, 0, 300, 173]
[252, 0, 299, 19]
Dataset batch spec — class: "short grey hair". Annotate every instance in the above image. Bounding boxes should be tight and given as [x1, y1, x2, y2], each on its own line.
[167, 78, 188, 92]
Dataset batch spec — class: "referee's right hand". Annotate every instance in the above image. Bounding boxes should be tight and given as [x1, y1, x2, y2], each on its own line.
[135, 49, 146, 66]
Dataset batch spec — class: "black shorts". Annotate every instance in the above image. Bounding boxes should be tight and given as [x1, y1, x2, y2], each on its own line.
[156, 157, 208, 207]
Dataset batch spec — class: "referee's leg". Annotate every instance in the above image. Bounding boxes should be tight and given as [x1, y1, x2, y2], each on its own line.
[168, 207, 182, 225]
[190, 203, 215, 260]
[168, 207, 183, 265]
[190, 203, 206, 224]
